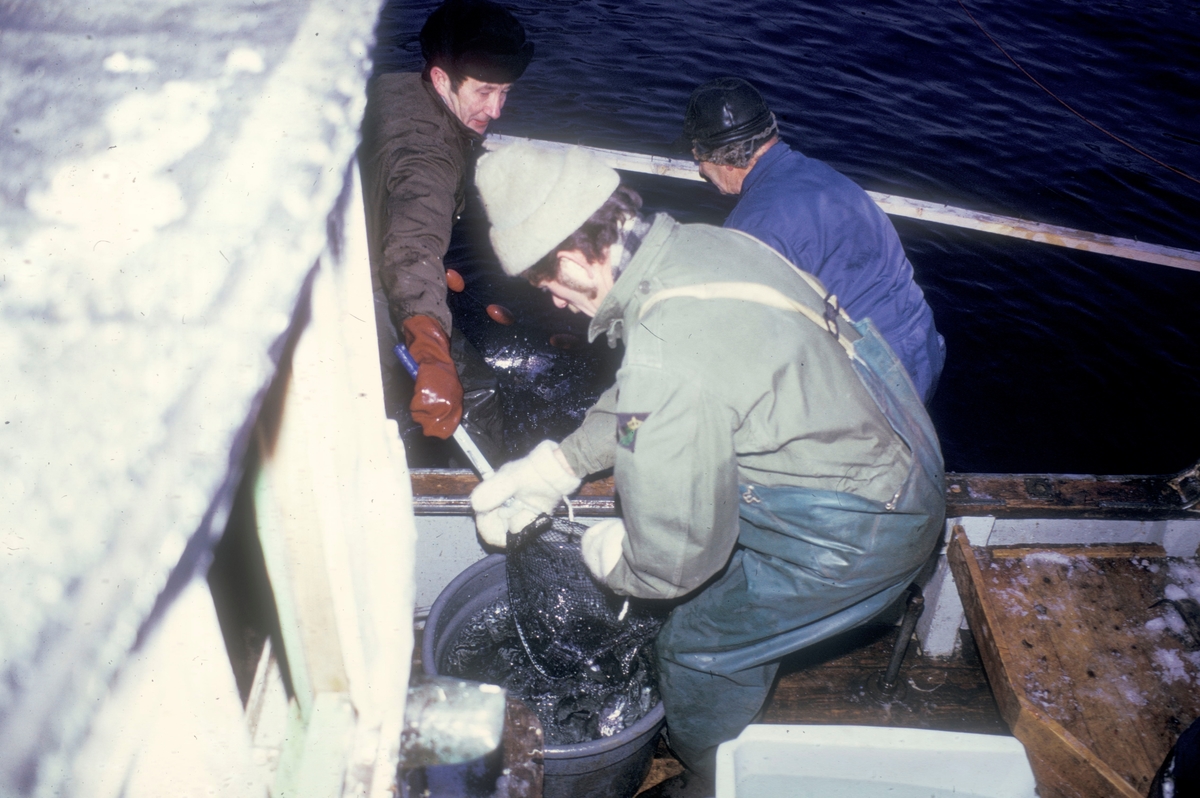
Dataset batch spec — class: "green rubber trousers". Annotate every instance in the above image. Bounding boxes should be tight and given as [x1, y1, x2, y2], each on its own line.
[655, 317, 945, 777]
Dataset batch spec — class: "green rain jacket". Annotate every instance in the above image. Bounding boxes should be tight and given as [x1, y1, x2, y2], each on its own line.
[559, 215, 914, 600]
[358, 72, 480, 334]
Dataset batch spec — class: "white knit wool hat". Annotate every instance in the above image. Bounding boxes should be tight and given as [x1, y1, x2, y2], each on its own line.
[476, 141, 620, 276]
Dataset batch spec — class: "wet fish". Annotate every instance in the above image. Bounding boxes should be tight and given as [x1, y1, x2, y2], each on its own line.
[597, 693, 629, 737]
[442, 597, 661, 746]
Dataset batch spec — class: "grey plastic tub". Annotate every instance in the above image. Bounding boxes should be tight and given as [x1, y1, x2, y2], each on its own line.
[423, 554, 666, 798]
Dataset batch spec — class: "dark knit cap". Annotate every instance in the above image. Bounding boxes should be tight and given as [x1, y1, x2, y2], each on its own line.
[420, 0, 534, 84]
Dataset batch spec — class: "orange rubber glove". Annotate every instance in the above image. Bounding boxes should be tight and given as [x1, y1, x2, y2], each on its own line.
[401, 315, 463, 439]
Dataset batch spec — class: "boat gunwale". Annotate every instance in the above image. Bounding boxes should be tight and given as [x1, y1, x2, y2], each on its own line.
[409, 463, 1200, 519]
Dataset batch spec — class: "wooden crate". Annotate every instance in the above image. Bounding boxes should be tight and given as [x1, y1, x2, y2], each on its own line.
[948, 527, 1200, 797]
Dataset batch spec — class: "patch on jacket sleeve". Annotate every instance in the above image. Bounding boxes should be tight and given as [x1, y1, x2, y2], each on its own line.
[616, 413, 650, 452]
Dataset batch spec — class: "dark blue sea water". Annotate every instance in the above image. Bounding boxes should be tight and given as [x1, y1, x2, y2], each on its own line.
[372, 0, 1200, 475]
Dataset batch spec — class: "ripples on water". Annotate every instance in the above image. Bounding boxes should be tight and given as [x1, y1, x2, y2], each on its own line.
[373, 0, 1200, 474]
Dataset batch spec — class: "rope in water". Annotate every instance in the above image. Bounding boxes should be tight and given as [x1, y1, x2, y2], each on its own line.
[956, 0, 1200, 187]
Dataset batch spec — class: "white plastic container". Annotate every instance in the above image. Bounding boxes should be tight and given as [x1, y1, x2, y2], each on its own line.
[714, 725, 1037, 798]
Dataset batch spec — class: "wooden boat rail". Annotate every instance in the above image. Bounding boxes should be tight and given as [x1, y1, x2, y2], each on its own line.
[485, 135, 1200, 274]
[411, 461, 1200, 519]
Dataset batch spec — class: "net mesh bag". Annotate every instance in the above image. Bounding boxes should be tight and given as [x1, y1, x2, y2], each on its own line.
[505, 514, 666, 680]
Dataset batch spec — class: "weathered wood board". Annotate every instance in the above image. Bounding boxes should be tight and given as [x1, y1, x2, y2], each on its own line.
[948, 527, 1200, 797]
[410, 469, 1200, 519]
[763, 625, 1008, 734]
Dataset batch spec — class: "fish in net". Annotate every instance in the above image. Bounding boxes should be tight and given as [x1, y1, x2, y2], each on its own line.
[506, 514, 666, 681]
[440, 514, 667, 745]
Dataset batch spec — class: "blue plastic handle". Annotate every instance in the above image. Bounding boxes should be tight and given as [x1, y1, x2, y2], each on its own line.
[393, 343, 420, 380]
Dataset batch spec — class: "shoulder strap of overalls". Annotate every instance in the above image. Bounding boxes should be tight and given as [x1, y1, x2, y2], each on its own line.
[638, 281, 860, 360]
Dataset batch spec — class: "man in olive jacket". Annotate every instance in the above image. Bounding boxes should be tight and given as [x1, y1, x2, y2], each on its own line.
[359, 0, 531, 460]
[469, 142, 945, 795]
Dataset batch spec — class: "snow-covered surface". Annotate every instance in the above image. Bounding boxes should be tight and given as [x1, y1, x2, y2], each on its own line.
[0, 0, 377, 792]
[919, 515, 1200, 658]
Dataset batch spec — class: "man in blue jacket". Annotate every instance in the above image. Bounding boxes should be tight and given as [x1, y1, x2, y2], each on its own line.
[680, 77, 946, 405]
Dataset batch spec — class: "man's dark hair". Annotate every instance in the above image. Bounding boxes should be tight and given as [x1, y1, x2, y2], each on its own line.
[524, 186, 644, 285]
[420, 0, 533, 89]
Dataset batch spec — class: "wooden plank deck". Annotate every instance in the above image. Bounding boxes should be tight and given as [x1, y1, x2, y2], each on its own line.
[400, 464, 1200, 795]
[762, 624, 1007, 734]
[636, 624, 1008, 794]
[948, 527, 1200, 797]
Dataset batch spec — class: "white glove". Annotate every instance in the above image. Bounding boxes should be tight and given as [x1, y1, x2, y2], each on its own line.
[581, 518, 626, 580]
[472, 496, 541, 550]
[470, 440, 581, 548]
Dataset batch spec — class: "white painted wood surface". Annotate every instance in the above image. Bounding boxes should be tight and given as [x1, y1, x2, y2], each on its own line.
[246, 640, 292, 785]
[484, 134, 1200, 273]
[66, 577, 265, 798]
[411, 514, 604, 614]
[916, 517, 998, 658]
[249, 165, 416, 798]
[0, 0, 381, 791]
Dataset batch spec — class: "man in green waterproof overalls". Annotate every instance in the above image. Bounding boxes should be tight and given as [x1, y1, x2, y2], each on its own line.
[468, 141, 946, 797]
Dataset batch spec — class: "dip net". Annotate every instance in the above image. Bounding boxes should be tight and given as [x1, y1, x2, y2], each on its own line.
[439, 514, 667, 745]
[506, 514, 664, 680]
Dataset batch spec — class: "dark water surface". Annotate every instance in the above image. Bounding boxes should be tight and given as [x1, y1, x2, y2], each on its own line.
[373, 0, 1200, 475]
